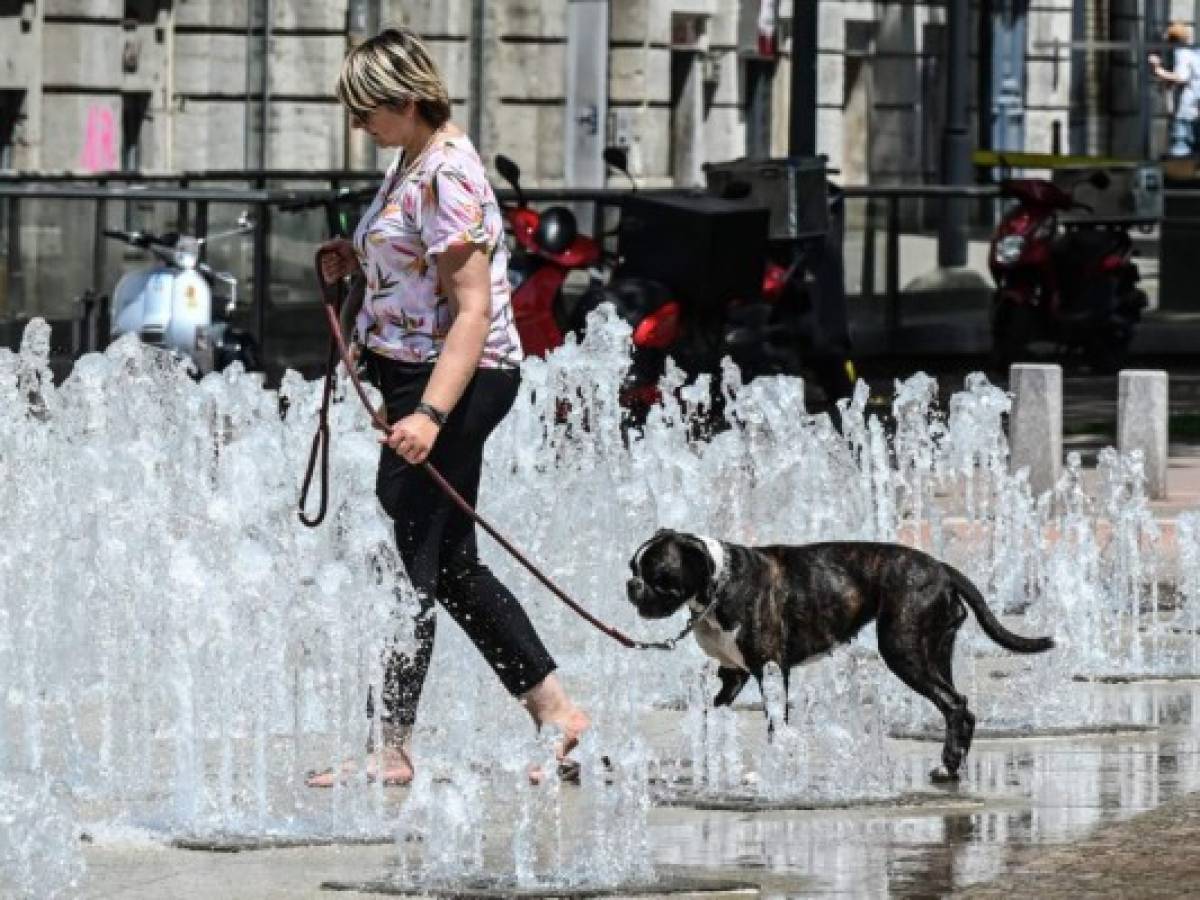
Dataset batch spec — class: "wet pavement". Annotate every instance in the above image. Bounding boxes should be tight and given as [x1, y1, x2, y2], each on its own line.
[74, 681, 1200, 899]
[953, 789, 1200, 898]
[648, 689, 1200, 897]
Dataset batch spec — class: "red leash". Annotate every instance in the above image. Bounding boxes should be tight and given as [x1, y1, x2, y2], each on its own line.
[298, 248, 689, 651]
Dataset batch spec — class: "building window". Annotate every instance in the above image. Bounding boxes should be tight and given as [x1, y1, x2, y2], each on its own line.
[123, 0, 159, 25]
[0, 91, 24, 171]
[121, 93, 151, 172]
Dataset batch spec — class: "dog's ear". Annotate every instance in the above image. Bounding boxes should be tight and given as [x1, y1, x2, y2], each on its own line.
[675, 533, 716, 580]
[631, 530, 668, 574]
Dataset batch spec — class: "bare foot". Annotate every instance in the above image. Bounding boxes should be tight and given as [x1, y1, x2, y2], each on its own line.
[520, 674, 592, 785]
[305, 746, 414, 788]
[553, 708, 590, 761]
[528, 709, 591, 785]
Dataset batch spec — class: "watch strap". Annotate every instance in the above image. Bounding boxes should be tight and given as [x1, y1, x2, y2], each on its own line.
[414, 401, 448, 428]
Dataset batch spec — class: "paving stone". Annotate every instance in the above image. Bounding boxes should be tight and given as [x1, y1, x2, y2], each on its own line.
[1072, 673, 1200, 684]
[320, 875, 761, 898]
[891, 724, 1160, 741]
[173, 834, 396, 853]
[653, 790, 990, 813]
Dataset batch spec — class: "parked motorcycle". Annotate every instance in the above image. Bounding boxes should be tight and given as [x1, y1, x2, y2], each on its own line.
[493, 154, 605, 357]
[569, 148, 856, 409]
[989, 171, 1147, 372]
[104, 214, 260, 374]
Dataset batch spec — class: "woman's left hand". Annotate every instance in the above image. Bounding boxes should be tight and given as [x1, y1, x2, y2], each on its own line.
[381, 414, 441, 464]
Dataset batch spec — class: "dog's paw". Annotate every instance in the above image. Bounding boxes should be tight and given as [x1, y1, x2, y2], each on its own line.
[928, 766, 961, 785]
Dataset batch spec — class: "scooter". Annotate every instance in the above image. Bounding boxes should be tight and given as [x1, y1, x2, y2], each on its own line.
[568, 148, 856, 409]
[989, 171, 1147, 372]
[105, 213, 260, 374]
[493, 154, 605, 357]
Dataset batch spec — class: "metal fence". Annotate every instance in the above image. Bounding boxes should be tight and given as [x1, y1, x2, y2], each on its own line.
[0, 171, 1194, 374]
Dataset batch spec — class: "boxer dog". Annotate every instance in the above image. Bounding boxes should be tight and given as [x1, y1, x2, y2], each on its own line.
[626, 529, 1055, 782]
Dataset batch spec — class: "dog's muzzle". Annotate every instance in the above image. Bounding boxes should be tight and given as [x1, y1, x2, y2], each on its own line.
[626, 576, 683, 618]
[626, 576, 648, 606]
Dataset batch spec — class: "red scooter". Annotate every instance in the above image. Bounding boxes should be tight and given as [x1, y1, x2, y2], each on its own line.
[989, 171, 1147, 371]
[495, 153, 686, 411]
[496, 151, 855, 413]
[494, 155, 605, 357]
[571, 150, 856, 409]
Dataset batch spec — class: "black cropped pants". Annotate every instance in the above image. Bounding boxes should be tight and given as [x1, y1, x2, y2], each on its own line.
[368, 353, 556, 729]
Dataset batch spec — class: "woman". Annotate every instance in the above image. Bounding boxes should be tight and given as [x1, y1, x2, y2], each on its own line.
[307, 27, 588, 787]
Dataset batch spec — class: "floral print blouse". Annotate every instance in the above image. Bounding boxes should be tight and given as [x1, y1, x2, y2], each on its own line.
[352, 132, 522, 368]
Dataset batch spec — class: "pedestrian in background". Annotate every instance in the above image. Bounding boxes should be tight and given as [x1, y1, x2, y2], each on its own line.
[1149, 22, 1200, 157]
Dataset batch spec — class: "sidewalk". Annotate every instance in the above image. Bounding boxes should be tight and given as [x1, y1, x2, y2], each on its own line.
[847, 287, 1200, 360]
[954, 789, 1200, 898]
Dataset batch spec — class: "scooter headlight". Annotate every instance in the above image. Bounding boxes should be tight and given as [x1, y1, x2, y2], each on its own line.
[994, 235, 1026, 265]
[172, 237, 201, 269]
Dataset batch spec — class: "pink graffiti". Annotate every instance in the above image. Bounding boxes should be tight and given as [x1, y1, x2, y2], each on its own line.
[80, 105, 118, 172]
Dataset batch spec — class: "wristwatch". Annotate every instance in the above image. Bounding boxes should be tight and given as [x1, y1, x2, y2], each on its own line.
[414, 401, 448, 428]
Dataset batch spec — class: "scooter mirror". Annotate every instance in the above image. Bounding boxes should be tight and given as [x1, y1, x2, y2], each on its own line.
[603, 146, 629, 173]
[495, 154, 521, 187]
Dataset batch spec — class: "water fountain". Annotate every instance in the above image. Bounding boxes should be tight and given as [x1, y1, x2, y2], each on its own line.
[2, 309, 1199, 896]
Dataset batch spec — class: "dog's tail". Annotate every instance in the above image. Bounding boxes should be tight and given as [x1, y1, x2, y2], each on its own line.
[944, 564, 1055, 654]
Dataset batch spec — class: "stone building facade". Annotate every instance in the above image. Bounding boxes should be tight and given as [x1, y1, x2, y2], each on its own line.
[1, 1, 1189, 184]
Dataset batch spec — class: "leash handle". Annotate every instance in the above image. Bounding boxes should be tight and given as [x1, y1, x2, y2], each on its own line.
[297, 255, 345, 527]
[302, 249, 681, 651]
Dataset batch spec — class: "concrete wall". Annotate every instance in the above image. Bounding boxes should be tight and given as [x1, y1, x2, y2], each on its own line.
[1, 1, 1188, 182]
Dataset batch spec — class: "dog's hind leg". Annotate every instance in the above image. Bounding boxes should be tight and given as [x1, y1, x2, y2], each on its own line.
[932, 598, 975, 761]
[877, 612, 971, 783]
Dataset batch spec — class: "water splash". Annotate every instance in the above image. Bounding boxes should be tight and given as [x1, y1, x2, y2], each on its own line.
[0, 773, 85, 899]
[1, 313, 1197, 890]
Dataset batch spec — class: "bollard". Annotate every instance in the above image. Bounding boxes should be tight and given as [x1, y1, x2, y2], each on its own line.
[1009, 363, 1063, 499]
[1118, 370, 1169, 500]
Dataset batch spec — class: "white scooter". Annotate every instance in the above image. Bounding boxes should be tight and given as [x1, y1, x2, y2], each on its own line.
[104, 213, 259, 374]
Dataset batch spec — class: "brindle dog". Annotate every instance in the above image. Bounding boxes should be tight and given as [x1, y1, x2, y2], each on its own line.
[626, 529, 1055, 781]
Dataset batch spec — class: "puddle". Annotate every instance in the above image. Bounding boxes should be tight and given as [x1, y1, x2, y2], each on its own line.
[648, 682, 1200, 896]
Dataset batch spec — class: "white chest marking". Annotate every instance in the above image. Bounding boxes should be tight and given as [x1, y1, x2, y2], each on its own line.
[697, 535, 725, 582]
[686, 536, 744, 670]
[691, 610, 748, 672]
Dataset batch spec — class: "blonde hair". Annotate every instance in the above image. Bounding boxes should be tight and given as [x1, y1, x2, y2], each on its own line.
[1166, 21, 1193, 44]
[336, 27, 452, 127]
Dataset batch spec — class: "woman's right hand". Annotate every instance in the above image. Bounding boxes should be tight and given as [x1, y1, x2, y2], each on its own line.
[319, 238, 360, 283]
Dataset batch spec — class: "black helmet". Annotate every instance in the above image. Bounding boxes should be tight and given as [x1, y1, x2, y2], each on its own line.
[535, 206, 577, 254]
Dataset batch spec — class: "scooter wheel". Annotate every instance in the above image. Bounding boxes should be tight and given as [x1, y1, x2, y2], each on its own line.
[991, 302, 1035, 371]
[1084, 326, 1132, 375]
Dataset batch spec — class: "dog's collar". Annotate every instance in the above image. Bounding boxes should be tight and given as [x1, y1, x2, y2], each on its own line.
[696, 532, 720, 588]
[682, 536, 726, 625]
[697, 535, 725, 584]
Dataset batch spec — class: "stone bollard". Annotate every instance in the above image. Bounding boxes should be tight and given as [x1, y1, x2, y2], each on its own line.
[1118, 370, 1169, 500]
[1009, 363, 1063, 499]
